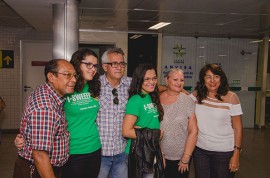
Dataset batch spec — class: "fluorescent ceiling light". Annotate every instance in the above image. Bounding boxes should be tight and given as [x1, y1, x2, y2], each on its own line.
[218, 54, 227, 57]
[148, 22, 171, 30]
[249, 39, 270, 43]
[129, 35, 142, 39]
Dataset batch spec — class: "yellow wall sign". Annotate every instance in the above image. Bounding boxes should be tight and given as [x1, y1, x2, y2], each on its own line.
[0, 50, 14, 68]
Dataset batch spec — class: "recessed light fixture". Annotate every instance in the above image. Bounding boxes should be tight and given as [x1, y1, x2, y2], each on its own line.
[148, 22, 171, 30]
[129, 35, 142, 39]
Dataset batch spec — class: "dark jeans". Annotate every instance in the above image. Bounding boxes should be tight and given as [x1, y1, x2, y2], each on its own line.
[164, 159, 189, 178]
[193, 146, 235, 178]
[62, 148, 101, 178]
[13, 156, 62, 178]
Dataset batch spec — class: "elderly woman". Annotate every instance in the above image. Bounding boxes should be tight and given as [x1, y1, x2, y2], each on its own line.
[190, 64, 243, 178]
[160, 68, 198, 178]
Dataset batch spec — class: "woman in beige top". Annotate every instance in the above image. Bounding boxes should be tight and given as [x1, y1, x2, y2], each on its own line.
[160, 68, 198, 178]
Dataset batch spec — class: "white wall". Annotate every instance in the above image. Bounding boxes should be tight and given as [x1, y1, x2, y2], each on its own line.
[161, 36, 258, 128]
[0, 27, 52, 129]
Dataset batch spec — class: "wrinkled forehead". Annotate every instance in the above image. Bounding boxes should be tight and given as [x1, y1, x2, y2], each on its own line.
[58, 60, 75, 72]
[108, 52, 125, 62]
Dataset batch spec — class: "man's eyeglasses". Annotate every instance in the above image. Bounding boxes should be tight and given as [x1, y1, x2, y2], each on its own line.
[81, 62, 99, 69]
[112, 88, 119, 105]
[53, 72, 78, 80]
[143, 77, 158, 83]
[106, 62, 127, 68]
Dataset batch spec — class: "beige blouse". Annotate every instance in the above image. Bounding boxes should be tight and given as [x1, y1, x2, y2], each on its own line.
[160, 92, 195, 160]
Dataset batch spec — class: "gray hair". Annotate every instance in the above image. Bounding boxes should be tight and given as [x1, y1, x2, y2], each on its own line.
[101, 47, 125, 64]
[165, 68, 184, 79]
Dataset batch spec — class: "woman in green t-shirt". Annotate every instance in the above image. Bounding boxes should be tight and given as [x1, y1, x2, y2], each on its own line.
[122, 64, 165, 178]
[62, 48, 101, 178]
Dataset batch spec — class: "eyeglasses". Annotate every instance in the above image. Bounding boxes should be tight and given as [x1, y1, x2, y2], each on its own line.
[143, 77, 158, 83]
[112, 88, 119, 105]
[53, 72, 78, 80]
[204, 75, 220, 81]
[81, 62, 99, 69]
[106, 62, 127, 68]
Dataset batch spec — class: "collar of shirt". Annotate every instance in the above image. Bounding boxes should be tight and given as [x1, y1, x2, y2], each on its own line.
[45, 82, 66, 107]
[100, 74, 131, 89]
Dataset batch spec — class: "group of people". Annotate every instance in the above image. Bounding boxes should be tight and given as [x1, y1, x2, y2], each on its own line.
[13, 47, 243, 178]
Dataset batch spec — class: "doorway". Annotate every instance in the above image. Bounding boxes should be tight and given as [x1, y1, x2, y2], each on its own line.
[79, 44, 115, 75]
[127, 34, 158, 77]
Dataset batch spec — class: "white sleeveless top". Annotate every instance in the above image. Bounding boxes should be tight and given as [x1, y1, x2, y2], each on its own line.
[190, 93, 243, 152]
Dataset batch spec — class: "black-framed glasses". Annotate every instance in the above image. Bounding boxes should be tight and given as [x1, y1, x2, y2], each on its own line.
[143, 76, 158, 83]
[106, 62, 127, 68]
[112, 88, 119, 105]
[81, 62, 99, 69]
[53, 72, 78, 80]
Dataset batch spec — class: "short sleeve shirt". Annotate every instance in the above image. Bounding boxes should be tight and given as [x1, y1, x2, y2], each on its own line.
[19, 83, 70, 166]
[125, 94, 160, 154]
[64, 84, 101, 154]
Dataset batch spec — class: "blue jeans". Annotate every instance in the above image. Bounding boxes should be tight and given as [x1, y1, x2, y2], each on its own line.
[97, 152, 128, 178]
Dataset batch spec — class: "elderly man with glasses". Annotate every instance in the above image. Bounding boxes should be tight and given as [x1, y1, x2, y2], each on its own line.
[13, 59, 77, 178]
[97, 47, 131, 178]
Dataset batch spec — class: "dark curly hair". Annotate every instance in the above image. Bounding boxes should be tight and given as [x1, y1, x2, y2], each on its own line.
[195, 63, 229, 104]
[128, 63, 164, 122]
[70, 48, 101, 98]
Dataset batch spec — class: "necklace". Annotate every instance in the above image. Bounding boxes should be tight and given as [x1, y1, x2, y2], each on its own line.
[206, 95, 218, 101]
[206, 95, 223, 101]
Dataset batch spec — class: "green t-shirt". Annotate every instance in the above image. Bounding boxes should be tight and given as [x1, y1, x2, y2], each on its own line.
[64, 84, 101, 154]
[124, 94, 160, 154]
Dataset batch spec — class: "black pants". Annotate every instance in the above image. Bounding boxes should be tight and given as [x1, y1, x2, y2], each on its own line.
[193, 147, 235, 178]
[62, 148, 101, 178]
[164, 159, 189, 178]
[13, 156, 62, 178]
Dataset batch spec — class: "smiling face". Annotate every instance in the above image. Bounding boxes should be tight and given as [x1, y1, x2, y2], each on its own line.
[204, 70, 221, 93]
[141, 69, 157, 94]
[102, 52, 125, 81]
[166, 70, 184, 92]
[80, 55, 98, 83]
[48, 60, 76, 97]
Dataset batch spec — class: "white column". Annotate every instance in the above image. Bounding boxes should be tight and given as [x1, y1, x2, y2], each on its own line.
[52, 0, 78, 61]
[256, 36, 269, 127]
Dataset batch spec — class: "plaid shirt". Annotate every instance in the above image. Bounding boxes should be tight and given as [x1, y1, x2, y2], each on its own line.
[97, 75, 131, 156]
[19, 83, 70, 167]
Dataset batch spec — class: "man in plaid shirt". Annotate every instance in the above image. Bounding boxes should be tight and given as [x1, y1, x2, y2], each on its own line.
[97, 48, 131, 178]
[13, 59, 77, 178]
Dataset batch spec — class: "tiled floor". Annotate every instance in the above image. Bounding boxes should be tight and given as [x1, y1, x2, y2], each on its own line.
[0, 129, 269, 178]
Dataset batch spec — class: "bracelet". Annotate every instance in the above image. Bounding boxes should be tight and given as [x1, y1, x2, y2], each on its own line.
[183, 152, 192, 156]
[234, 146, 242, 153]
[180, 159, 189, 164]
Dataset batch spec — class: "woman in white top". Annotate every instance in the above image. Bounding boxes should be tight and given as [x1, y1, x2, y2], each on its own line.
[191, 64, 243, 178]
[160, 69, 198, 178]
